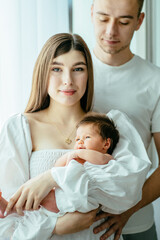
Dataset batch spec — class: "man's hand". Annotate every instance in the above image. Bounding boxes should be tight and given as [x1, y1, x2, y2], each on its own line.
[93, 210, 132, 240]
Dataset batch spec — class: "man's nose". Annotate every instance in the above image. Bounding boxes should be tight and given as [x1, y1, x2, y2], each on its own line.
[106, 19, 118, 37]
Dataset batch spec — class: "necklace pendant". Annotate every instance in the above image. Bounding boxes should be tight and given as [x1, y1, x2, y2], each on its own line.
[65, 138, 72, 145]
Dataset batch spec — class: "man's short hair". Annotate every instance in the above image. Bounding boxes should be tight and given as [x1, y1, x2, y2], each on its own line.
[137, 0, 144, 17]
[92, 0, 144, 18]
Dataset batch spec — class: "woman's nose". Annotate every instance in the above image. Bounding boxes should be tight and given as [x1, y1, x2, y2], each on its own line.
[63, 71, 73, 85]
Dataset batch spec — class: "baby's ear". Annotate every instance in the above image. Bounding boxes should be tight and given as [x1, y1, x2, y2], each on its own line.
[103, 138, 111, 152]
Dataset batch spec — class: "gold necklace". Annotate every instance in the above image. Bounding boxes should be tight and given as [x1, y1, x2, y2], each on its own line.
[53, 122, 76, 145]
[46, 111, 84, 145]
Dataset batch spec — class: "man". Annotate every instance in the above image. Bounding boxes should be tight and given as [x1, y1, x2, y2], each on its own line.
[91, 0, 160, 240]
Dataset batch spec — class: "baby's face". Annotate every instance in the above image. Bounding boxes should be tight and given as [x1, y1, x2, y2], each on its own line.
[74, 124, 106, 152]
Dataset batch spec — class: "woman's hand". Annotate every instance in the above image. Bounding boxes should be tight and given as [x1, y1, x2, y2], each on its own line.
[53, 209, 99, 235]
[93, 210, 133, 240]
[5, 170, 57, 215]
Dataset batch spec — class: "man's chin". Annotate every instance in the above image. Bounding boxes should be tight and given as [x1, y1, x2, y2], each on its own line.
[100, 44, 129, 55]
[101, 46, 121, 55]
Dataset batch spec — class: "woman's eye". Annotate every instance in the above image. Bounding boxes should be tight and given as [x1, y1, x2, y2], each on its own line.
[74, 67, 84, 72]
[52, 68, 61, 72]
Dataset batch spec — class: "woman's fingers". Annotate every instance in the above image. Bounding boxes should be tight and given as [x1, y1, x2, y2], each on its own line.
[25, 194, 34, 211]
[5, 170, 56, 215]
[11, 190, 28, 215]
[33, 197, 41, 210]
[5, 189, 22, 215]
[14, 200, 25, 216]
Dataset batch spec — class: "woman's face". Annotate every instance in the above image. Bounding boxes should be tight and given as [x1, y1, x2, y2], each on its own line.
[48, 49, 88, 107]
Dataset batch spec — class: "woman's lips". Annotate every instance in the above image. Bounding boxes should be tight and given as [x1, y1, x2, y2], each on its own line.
[60, 89, 76, 95]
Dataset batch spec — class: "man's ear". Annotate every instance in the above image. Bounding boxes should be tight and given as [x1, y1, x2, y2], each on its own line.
[103, 138, 111, 152]
[136, 12, 145, 31]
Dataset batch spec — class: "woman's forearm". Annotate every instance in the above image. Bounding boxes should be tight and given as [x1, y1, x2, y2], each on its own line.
[53, 209, 98, 235]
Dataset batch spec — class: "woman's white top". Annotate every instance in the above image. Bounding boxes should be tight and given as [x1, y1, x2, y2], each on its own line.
[0, 110, 151, 240]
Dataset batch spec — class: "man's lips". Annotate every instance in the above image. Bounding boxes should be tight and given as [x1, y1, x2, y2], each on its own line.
[103, 39, 120, 45]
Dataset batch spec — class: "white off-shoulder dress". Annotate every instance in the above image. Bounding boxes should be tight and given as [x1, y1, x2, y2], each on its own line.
[0, 110, 151, 240]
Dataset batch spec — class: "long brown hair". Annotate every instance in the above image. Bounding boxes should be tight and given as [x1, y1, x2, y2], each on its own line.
[25, 33, 94, 113]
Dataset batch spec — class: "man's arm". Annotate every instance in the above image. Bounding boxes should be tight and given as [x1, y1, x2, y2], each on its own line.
[93, 132, 160, 240]
[121, 133, 160, 211]
[153, 132, 160, 163]
[93, 165, 160, 240]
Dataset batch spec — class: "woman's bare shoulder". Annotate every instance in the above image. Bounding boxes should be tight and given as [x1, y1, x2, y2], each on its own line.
[24, 110, 46, 123]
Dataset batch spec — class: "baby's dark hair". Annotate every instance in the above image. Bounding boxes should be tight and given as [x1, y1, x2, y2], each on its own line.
[77, 113, 119, 154]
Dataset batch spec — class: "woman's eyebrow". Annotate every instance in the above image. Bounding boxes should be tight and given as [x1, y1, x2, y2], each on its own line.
[73, 62, 87, 66]
[51, 61, 63, 66]
[51, 61, 87, 66]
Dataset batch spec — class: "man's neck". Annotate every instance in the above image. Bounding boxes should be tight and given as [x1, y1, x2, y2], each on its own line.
[93, 46, 134, 66]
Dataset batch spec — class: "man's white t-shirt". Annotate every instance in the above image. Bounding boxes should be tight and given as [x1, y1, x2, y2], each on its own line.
[92, 53, 160, 234]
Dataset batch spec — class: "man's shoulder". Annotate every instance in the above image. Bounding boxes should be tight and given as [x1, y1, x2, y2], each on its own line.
[134, 55, 160, 73]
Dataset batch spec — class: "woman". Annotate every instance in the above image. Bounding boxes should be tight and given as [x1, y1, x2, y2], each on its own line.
[0, 33, 150, 239]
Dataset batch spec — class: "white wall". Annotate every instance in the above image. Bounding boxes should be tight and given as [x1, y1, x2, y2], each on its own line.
[154, 0, 160, 67]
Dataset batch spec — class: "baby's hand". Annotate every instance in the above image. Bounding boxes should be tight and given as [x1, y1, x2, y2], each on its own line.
[65, 151, 77, 165]
[66, 151, 86, 165]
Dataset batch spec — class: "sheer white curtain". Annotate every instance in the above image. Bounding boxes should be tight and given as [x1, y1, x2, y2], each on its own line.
[0, 0, 69, 126]
[72, 0, 94, 51]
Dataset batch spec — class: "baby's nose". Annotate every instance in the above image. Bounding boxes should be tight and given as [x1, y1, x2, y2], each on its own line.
[78, 139, 84, 144]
